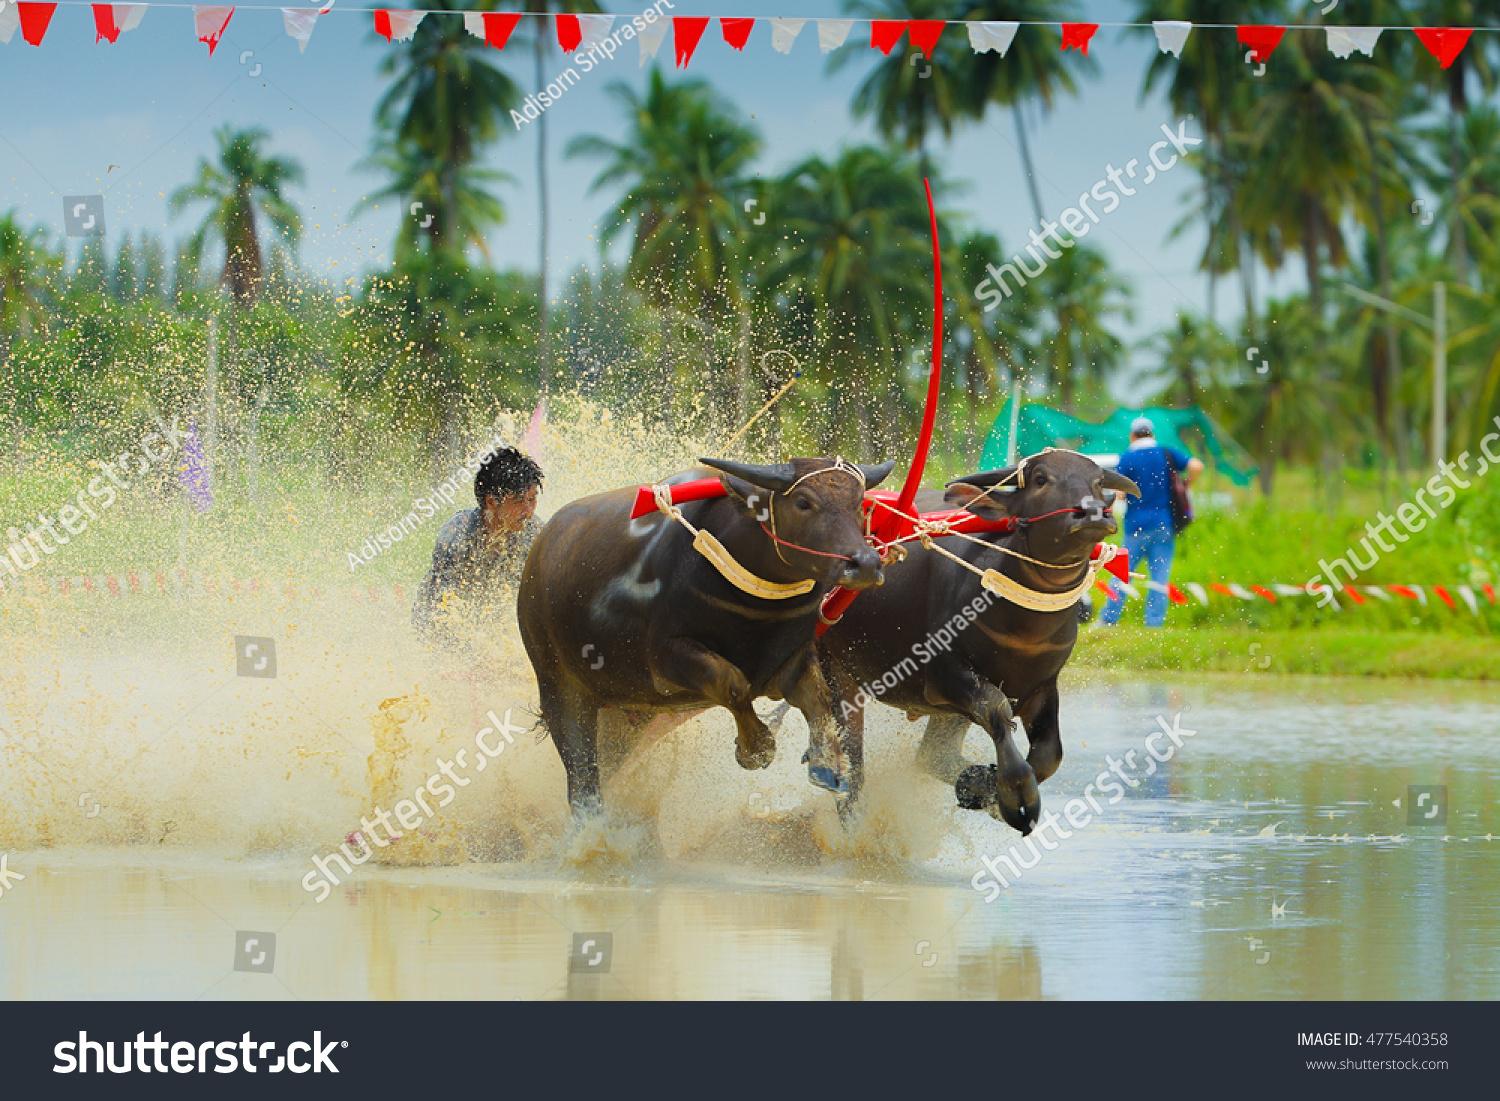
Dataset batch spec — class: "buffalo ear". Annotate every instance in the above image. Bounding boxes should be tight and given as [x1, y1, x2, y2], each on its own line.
[859, 460, 897, 489]
[943, 481, 1012, 521]
[1101, 469, 1141, 497]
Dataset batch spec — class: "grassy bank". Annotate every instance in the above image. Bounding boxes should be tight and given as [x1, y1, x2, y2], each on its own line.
[1074, 626, 1500, 680]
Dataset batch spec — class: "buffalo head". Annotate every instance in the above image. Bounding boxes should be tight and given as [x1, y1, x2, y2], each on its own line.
[943, 449, 1139, 566]
[700, 456, 896, 590]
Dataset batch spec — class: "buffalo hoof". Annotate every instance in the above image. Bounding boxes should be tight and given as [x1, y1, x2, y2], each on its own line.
[736, 737, 776, 771]
[955, 765, 997, 811]
[801, 749, 849, 795]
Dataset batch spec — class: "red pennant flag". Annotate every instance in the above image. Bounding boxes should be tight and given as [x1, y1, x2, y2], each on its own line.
[1251, 585, 1277, 603]
[1433, 584, 1456, 610]
[1237, 25, 1285, 63]
[1095, 577, 1113, 596]
[1343, 585, 1367, 605]
[908, 19, 945, 56]
[1167, 583, 1188, 606]
[870, 19, 907, 55]
[18, 2, 58, 45]
[555, 13, 581, 51]
[373, 8, 391, 41]
[1211, 583, 1233, 597]
[1485, 584, 1497, 604]
[92, 4, 119, 42]
[721, 17, 754, 51]
[1414, 28, 1472, 69]
[482, 12, 521, 50]
[674, 16, 709, 67]
[1389, 584, 1420, 600]
[1061, 23, 1098, 55]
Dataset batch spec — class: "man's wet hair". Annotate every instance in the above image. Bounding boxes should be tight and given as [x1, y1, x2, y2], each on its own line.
[475, 446, 544, 507]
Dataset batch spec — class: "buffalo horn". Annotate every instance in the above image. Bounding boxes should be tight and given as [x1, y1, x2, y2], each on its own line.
[857, 461, 897, 488]
[945, 467, 1020, 491]
[699, 457, 797, 493]
[1100, 470, 1142, 497]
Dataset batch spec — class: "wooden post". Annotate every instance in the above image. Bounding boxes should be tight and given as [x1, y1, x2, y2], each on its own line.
[1433, 281, 1446, 468]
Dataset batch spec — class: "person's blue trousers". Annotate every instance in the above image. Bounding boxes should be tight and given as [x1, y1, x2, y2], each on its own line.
[1101, 518, 1176, 628]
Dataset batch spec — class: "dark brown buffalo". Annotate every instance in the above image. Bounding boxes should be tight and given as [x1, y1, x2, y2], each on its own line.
[518, 456, 895, 817]
[817, 450, 1139, 835]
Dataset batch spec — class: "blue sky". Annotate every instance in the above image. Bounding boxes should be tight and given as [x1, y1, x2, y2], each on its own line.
[0, 0, 1260, 386]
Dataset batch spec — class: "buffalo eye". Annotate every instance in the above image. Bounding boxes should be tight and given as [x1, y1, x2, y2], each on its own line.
[795, 495, 814, 512]
[1032, 474, 1046, 486]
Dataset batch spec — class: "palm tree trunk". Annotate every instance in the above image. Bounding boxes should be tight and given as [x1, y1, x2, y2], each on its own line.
[1358, 104, 1404, 474]
[535, 34, 552, 398]
[1012, 105, 1044, 227]
[1301, 196, 1322, 316]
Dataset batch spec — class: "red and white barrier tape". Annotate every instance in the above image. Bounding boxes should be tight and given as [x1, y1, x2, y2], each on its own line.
[1098, 578, 1498, 612]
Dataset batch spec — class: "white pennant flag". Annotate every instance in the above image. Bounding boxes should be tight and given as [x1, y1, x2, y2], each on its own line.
[638, 18, 667, 67]
[462, 11, 482, 37]
[1183, 582, 1208, 606]
[769, 17, 805, 54]
[0, 2, 16, 45]
[577, 13, 615, 53]
[193, 6, 235, 55]
[968, 21, 1018, 56]
[1364, 585, 1394, 601]
[1152, 21, 1192, 57]
[1326, 26, 1382, 59]
[1273, 584, 1307, 597]
[1456, 584, 1479, 614]
[116, 3, 147, 31]
[1119, 582, 1141, 600]
[817, 19, 852, 54]
[386, 10, 424, 42]
[1410, 584, 1427, 605]
[1228, 584, 1256, 600]
[283, 7, 318, 52]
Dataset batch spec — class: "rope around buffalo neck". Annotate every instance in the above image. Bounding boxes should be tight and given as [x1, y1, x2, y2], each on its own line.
[650, 483, 815, 600]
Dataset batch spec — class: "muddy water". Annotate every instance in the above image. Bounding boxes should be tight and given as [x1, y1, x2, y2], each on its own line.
[3, 594, 1495, 1001]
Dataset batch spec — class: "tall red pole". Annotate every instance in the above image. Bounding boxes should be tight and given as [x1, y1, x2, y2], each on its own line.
[816, 177, 943, 636]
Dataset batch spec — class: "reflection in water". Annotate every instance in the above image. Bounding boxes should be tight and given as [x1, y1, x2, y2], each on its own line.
[2, 656, 1497, 999]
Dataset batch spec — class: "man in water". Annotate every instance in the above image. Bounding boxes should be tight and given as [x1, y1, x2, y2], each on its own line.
[1100, 416, 1203, 629]
[413, 446, 543, 641]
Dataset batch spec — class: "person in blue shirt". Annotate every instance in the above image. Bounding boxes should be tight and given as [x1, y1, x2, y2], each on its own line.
[1100, 417, 1203, 629]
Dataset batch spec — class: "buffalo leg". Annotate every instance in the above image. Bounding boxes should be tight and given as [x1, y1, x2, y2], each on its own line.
[650, 636, 776, 770]
[776, 644, 847, 794]
[824, 657, 865, 818]
[926, 664, 1039, 835]
[1016, 681, 1063, 782]
[914, 714, 972, 784]
[541, 674, 602, 817]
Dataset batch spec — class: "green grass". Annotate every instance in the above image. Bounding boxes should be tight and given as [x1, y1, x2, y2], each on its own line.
[1075, 626, 1500, 680]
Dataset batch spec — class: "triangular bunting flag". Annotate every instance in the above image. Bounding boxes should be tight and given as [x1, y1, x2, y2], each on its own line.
[193, 5, 233, 54]
[577, 14, 615, 52]
[1364, 585, 1393, 601]
[967, 21, 1017, 56]
[521, 399, 546, 459]
[1167, 583, 1188, 605]
[1237, 25, 1285, 64]
[818, 19, 852, 54]
[768, 17, 804, 54]
[0, 3, 19, 44]
[1326, 26, 1381, 58]
[673, 16, 708, 68]
[1250, 585, 1277, 602]
[1061, 23, 1098, 55]
[1152, 20, 1191, 57]
[18, 1, 57, 45]
[1414, 28, 1472, 69]
[870, 19, 906, 55]
[1433, 585, 1456, 610]
[283, 6, 319, 52]
[463, 11, 521, 50]
[119, 2, 148, 30]
[375, 8, 422, 43]
[638, 17, 667, 66]
[1342, 585, 1366, 605]
[1456, 585, 1478, 614]
[555, 12, 581, 52]
[1183, 582, 1208, 605]
[721, 17, 753, 51]
[908, 19, 944, 57]
[93, 3, 121, 42]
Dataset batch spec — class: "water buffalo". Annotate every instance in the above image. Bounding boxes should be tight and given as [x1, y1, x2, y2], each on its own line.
[817, 449, 1139, 835]
[518, 456, 895, 818]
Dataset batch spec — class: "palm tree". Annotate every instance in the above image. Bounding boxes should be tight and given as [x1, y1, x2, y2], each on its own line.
[1032, 243, 1132, 412]
[761, 145, 939, 456]
[356, 136, 511, 259]
[955, 0, 1094, 225]
[372, 4, 521, 256]
[831, 0, 970, 176]
[567, 70, 762, 426]
[169, 125, 304, 307]
[0, 213, 60, 348]
[503, 0, 603, 394]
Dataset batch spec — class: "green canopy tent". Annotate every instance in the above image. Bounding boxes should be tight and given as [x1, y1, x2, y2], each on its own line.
[978, 401, 1259, 486]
